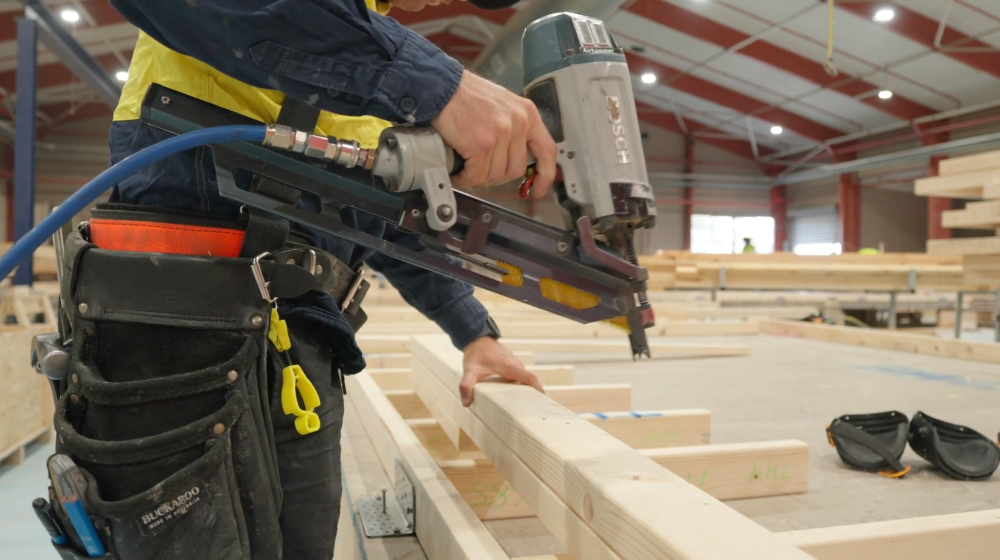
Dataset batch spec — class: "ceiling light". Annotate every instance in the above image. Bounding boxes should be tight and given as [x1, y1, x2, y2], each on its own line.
[640, 72, 657, 85]
[115, 71, 129, 82]
[60, 9, 80, 23]
[878, 89, 893, 100]
[770, 125, 783, 135]
[873, 8, 894, 22]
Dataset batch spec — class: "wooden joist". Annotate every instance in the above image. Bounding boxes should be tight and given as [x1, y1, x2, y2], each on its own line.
[650, 263, 967, 291]
[962, 254, 1000, 288]
[411, 335, 815, 560]
[941, 199, 1000, 229]
[345, 372, 510, 560]
[363, 318, 761, 338]
[368, 368, 413, 391]
[412, 359, 633, 448]
[939, 150, 1000, 176]
[778, 508, 1000, 560]
[358, 335, 751, 359]
[915, 169, 1000, 199]
[370, 364, 575, 391]
[642, 440, 809, 501]
[641, 252, 960, 266]
[364, 351, 535, 369]
[760, 320, 1000, 365]
[382, 390, 431, 419]
[438, 439, 808, 504]
[579, 410, 712, 449]
[927, 236, 1000, 256]
[437, 458, 538, 521]
[499, 339, 751, 358]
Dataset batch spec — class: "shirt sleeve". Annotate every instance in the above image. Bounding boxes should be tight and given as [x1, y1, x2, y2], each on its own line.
[365, 227, 491, 350]
[109, 0, 464, 125]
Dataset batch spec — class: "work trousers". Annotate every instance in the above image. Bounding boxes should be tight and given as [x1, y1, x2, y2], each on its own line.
[269, 319, 346, 560]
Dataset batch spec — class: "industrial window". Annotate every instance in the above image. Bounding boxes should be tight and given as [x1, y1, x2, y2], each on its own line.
[690, 214, 775, 254]
[789, 207, 840, 255]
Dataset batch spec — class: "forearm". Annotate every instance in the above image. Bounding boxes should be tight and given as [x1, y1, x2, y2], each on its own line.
[110, 0, 464, 124]
[366, 232, 490, 349]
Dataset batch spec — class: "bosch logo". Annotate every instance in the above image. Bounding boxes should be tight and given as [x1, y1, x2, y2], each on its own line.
[606, 96, 632, 165]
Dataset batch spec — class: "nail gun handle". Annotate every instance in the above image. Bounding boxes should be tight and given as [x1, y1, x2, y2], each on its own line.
[445, 148, 464, 176]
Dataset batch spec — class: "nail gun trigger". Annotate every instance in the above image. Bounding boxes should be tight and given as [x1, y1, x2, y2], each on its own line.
[518, 167, 536, 200]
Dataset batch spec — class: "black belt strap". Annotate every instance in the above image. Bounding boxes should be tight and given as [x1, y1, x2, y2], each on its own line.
[249, 97, 321, 207]
[240, 97, 322, 257]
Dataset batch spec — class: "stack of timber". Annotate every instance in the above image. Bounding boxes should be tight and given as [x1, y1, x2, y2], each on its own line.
[0, 326, 54, 467]
[639, 251, 967, 291]
[338, 334, 999, 560]
[916, 149, 1000, 288]
[0, 286, 57, 332]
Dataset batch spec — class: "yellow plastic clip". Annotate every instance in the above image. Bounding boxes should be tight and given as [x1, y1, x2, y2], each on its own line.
[281, 364, 321, 435]
[268, 308, 291, 353]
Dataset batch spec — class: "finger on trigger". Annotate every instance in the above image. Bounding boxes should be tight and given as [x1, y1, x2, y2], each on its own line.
[507, 126, 529, 184]
[526, 129, 557, 197]
[454, 155, 488, 189]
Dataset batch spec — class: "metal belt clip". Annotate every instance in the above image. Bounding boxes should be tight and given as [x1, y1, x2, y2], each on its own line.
[306, 249, 317, 276]
[251, 252, 277, 304]
[340, 269, 366, 312]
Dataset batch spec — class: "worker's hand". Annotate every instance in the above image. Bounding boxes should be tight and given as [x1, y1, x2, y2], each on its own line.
[433, 71, 558, 197]
[459, 336, 544, 407]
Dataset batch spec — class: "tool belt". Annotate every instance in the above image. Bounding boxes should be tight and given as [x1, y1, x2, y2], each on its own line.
[43, 204, 368, 560]
[85, 205, 370, 331]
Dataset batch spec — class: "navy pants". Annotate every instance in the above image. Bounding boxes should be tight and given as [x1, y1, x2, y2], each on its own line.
[269, 319, 346, 560]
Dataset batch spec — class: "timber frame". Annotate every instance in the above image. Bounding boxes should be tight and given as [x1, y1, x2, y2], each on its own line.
[337, 333, 1000, 560]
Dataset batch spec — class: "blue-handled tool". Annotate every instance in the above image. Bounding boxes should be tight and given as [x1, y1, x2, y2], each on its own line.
[48, 454, 106, 557]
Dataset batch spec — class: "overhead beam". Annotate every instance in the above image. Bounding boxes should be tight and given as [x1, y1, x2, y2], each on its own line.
[23, 0, 121, 109]
[625, 51, 844, 141]
[626, 0, 935, 121]
[636, 102, 767, 165]
[837, 3, 1000, 81]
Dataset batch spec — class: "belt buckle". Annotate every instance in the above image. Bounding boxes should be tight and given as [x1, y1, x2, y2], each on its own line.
[251, 252, 277, 304]
[340, 269, 366, 312]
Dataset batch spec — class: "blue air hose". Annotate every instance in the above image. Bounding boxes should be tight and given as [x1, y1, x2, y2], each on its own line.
[0, 125, 267, 280]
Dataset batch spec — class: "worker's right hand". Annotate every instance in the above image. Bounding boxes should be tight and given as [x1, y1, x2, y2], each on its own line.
[432, 70, 557, 198]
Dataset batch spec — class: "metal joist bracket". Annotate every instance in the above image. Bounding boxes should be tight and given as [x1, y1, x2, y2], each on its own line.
[23, 0, 121, 109]
[907, 269, 917, 292]
[356, 461, 415, 537]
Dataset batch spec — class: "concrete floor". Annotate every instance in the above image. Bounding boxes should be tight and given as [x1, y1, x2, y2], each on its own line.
[0, 440, 57, 559]
[557, 333, 1000, 532]
[3, 333, 999, 558]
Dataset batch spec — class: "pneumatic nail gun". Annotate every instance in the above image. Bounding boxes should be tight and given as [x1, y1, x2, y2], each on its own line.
[141, 12, 658, 357]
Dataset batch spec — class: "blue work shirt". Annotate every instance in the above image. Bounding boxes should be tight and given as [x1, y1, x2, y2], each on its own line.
[106, 0, 488, 374]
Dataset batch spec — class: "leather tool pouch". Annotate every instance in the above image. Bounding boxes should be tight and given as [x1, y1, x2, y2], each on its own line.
[48, 230, 282, 560]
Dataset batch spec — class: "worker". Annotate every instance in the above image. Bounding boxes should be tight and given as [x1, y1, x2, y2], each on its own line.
[742, 237, 756, 253]
[46, 1, 558, 559]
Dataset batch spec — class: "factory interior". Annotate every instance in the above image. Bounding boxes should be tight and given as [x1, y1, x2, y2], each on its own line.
[0, 1, 999, 559]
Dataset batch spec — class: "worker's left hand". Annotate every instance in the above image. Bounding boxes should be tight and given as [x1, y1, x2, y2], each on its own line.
[460, 336, 544, 407]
